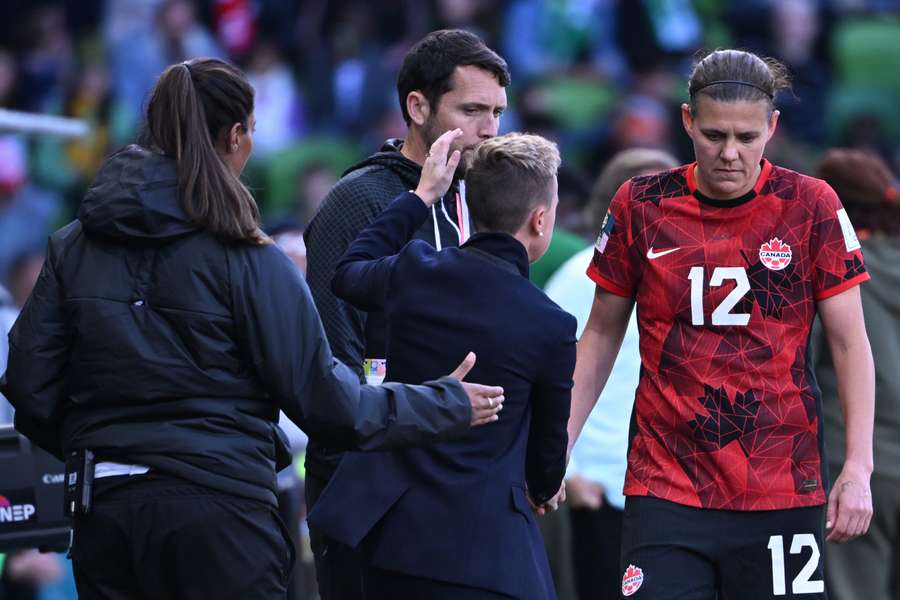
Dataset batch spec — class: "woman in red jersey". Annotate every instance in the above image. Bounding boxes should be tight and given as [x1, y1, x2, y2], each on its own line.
[567, 49, 874, 600]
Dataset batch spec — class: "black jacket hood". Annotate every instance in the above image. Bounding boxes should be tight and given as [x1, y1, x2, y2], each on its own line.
[342, 139, 422, 189]
[77, 144, 198, 243]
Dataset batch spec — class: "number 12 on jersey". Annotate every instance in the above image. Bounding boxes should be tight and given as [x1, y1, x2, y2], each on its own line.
[688, 266, 751, 326]
[767, 534, 824, 595]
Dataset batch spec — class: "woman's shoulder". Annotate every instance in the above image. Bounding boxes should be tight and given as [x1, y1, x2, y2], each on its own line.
[625, 163, 693, 204]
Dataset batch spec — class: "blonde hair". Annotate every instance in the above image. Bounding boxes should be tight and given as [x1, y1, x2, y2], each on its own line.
[465, 132, 561, 234]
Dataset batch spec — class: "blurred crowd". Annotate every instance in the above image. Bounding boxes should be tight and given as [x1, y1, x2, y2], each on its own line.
[0, 1, 899, 599]
[0, 0, 897, 279]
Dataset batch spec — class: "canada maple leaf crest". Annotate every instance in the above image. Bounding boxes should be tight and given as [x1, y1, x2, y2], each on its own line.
[759, 237, 792, 271]
[622, 564, 644, 596]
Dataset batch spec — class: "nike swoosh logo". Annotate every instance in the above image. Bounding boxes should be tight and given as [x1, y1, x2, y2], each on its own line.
[647, 247, 681, 260]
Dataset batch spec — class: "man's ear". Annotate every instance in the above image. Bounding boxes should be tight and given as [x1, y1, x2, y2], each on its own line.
[680, 103, 694, 137]
[406, 91, 430, 127]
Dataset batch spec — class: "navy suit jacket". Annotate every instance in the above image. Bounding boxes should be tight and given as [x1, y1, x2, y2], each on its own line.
[308, 192, 576, 599]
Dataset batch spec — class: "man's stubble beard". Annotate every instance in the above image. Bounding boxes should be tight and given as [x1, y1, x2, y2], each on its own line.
[422, 117, 474, 180]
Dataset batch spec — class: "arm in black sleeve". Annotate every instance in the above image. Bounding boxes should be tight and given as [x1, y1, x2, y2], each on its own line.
[332, 192, 430, 311]
[229, 244, 471, 450]
[525, 316, 577, 504]
[304, 183, 378, 379]
[0, 239, 68, 459]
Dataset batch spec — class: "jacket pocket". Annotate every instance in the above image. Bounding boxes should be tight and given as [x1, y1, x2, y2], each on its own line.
[510, 486, 536, 525]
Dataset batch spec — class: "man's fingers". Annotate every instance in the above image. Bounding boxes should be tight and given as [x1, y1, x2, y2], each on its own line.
[446, 149, 462, 172]
[430, 128, 463, 159]
[450, 352, 476, 381]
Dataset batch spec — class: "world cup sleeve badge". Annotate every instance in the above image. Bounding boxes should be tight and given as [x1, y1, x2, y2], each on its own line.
[595, 211, 615, 254]
[363, 358, 387, 385]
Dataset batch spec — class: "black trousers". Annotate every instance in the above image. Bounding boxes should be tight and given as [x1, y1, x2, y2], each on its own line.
[569, 500, 624, 600]
[620, 496, 827, 600]
[70, 472, 294, 600]
[305, 472, 365, 600]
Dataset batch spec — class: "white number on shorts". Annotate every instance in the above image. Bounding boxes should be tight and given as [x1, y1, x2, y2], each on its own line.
[688, 267, 751, 326]
[767, 534, 825, 596]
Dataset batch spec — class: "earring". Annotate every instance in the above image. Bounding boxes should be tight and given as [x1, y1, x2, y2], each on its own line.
[539, 231, 544, 237]
[232, 144, 238, 151]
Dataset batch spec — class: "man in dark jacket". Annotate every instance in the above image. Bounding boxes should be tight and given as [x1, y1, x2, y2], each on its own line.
[303, 29, 510, 598]
[310, 131, 573, 599]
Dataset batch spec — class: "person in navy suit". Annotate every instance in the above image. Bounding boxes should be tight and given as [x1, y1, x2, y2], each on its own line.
[308, 130, 575, 599]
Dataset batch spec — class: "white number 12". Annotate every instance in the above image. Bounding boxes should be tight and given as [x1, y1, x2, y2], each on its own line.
[767, 534, 824, 595]
[688, 266, 751, 326]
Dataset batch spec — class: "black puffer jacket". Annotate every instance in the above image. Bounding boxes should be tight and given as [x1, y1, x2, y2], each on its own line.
[1, 145, 471, 506]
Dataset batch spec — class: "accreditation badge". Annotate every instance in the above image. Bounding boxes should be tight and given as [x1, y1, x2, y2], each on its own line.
[363, 358, 387, 385]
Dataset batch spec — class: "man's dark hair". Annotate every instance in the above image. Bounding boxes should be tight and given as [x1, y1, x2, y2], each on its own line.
[397, 29, 510, 126]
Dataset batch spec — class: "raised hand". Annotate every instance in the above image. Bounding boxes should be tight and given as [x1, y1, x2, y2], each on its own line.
[414, 128, 463, 207]
[447, 352, 504, 427]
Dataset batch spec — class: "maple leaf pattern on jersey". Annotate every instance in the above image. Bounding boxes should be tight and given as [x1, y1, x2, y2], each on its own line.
[759, 169, 800, 200]
[630, 171, 689, 206]
[736, 250, 804, 320]
[844, 255, 866, 279]
[688, 385, 761, 456]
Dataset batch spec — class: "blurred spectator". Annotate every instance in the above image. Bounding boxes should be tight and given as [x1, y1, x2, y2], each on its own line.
[433, 0, 504, 43]
[272, 225, 308, 275]
[769, 0, 830, 144]
[0, 247, 44, 425]
[814, 148, 900, 600]
[545, 148, 678, 600]
[31, 62, 114, 206]
[245, 41, 306, 158]
[502, 0, 625, 83]
[106, 0, 222, 143]
[0, 49, 17, 108]
[616, 0, 702, 75]
[294, 162, 338, 224]
[590, 92, 676, 173]
[294, 0, 428, 133]
[0, 136, 60, 285]
[15, 4, 75, 113]
[212, 0, 257, 59]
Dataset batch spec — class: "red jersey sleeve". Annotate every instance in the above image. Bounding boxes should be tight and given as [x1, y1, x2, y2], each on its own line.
[810, 181, 870, 300]
[586, 180, 637, 297]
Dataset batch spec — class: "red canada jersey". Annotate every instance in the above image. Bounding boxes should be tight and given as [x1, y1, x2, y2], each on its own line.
[588, 160, 869, 511]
